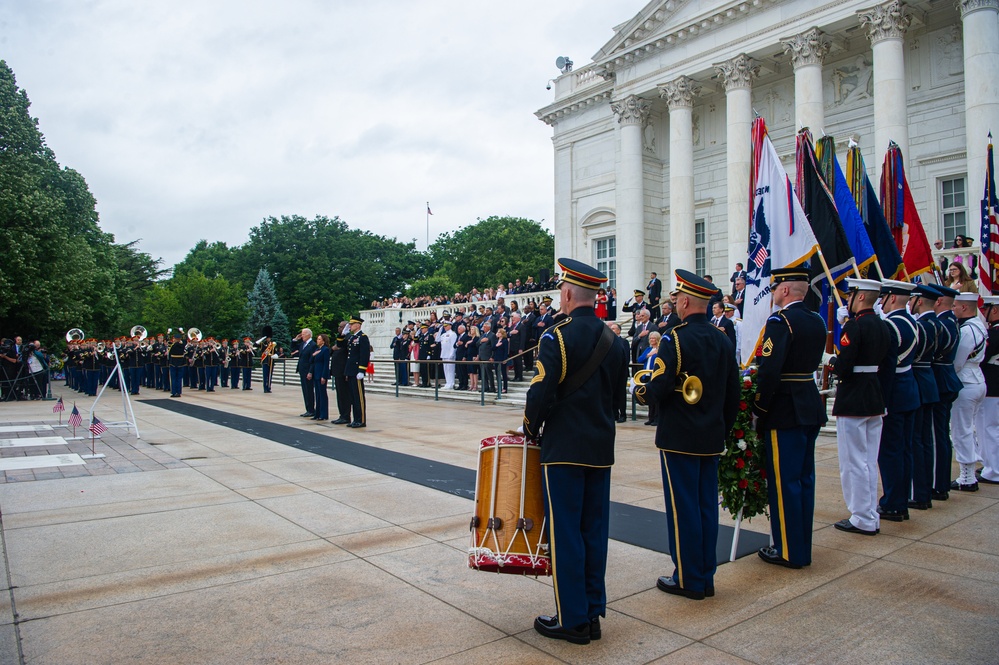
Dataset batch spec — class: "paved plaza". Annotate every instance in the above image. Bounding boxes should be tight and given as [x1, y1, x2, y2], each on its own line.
[1, 383, 997, 664]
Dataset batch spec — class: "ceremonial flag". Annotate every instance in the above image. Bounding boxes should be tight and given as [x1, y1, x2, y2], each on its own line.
[89, 415, 107, 437]
[52, 396, 65, 413]
[68, 404, 83, 428]
[816, 136, 877, 278]
[426, 203, 433, 216]
[740, 117, 820, 367]
[796, 131, 855, 302]
[981, 135, 999, 295]
[881, 141, 935, 278]
[846, 144, 905, 279]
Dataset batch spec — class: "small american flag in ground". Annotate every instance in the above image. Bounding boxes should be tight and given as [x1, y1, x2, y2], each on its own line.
[89, 415, 107, 436]
[69, 405, 83, 428]
[53, 396, 65, 413]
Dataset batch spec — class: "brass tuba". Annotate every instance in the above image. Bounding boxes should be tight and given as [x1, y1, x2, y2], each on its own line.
[66, 328, 85, 342]
[130, 325, 148, 341]
[187, 328, 203, 342]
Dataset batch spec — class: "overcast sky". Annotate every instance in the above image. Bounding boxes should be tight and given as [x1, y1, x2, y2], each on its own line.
[3, 0, 646, 269]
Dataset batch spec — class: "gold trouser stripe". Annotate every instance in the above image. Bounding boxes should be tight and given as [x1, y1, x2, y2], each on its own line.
[771, 430, 789, 562]
[357, 379, 366, 423]
[661, 450, 683, 587]
[543, 466, 562, 620]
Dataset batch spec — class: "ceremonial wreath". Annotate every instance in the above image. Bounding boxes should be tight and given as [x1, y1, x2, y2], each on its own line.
[718, 368, 768, 520]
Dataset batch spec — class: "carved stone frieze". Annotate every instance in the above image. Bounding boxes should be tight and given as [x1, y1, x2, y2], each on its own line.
[859, 1, 912, 44]
[659, 76, 701, 111]
[715, 54, 760, 91]
[610, 94, 652, 125]
[782, 28, 832, 69]
[959, 0, 999, 19]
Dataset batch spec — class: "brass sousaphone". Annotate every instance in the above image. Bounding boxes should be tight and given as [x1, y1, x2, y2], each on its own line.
[66, 328, 85, 342]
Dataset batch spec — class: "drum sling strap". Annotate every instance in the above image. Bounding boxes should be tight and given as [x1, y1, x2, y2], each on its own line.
[556, 324, 615, 399]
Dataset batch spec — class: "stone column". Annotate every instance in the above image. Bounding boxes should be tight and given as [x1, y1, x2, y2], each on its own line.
[960, 0, 999, 203]
[859, 0, 912, 181]
[716, 54, 759, 274]
[611, 95, 651, 294]
[660, 76, 701, 274]
[782, 28, 831, 136]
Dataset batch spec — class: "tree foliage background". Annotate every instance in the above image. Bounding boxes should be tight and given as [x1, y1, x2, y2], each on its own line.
[1, 60, 556, 346]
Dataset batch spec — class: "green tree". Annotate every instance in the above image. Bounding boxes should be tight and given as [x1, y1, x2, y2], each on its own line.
[245, 268, 291, 346]
[141, 271, 248, 340]
[173, 240, 250, 287]
[426, 216, 554, 293]
[0, 60, 124, 341]
[406, 273, 461, 300]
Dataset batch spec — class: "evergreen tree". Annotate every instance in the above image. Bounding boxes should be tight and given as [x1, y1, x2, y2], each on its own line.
[245, 268, 289, 346]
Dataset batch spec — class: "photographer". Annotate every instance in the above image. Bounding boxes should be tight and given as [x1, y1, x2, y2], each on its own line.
[25, 341, 49, 399]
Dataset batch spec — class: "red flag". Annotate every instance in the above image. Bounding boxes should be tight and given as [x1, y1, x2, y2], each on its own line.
[68, 404, 82, 428]
[52, 396, 65, 413]
[89, 415, 107, 436]
[881, 142, 935, 278]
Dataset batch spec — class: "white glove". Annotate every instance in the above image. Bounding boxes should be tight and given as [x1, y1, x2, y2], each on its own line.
[836, 305, 849, 325]
[516, 425, 524, 435]
[356, 372, 364, 380]
[628, 377, 638, 394]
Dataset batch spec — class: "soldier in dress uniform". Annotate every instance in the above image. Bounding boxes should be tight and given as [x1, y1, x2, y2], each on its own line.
[240, 337, 255, 390]
[831, 278, 895, 536]
[168, 332, 186, 397]
[927, 284, 963, 500]
[622, 289, 649, 326]
[331, 321, 352, 425]
[344, 316, 370, 428]
[524, 258, 628, 645]
[229, 339, 241, 389]
[976, 295, 999, 485]
[752, 267, 827, 568]
[633, 269, 739, 599]
[875, 280, 921, 522]
[950, 292, 987, 491]
[204, 338, 220, 392]
[219, 338, 229, 388]
[908, 285, 941, 510]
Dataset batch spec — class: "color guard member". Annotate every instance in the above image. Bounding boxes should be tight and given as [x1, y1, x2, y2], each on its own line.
[950, 293, 987, 491]
[928, 284, 963, 500]
[752, 267, 826, 568]
[634, 269, 739, 599]
[976, 295, 999, 485]
[525, 258, 628, 645]
[908, 285, 941, 510]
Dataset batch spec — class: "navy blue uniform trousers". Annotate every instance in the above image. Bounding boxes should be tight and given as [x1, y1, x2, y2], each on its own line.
[762, 427, 817, 567]
[660, 451, 718, 593]
[169, 366, 183, 396]
[932, 393, 957, 493]
[879, 410, 916, 513]
[542, 464, 610, 630]
[911, 405, 936, 503]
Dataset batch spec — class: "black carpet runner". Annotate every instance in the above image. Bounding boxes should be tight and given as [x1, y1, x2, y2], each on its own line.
[145, 399, 769, 561]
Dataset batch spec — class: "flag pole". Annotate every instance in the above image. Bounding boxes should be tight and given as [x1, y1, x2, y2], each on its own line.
[426, 202, 430, 250]
[814, 248, 845, 307]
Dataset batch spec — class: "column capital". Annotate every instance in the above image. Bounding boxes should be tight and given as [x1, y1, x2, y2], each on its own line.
[859, 1, 912, 44]
[610, 95, 652, 125]
[782, 28, 832, 69]
[959, 0, 999, 19]
[715, 54, 760, 91]
[659, 76, 701, 111]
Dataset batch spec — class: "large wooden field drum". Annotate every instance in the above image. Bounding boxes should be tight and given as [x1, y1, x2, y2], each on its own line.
[468, 434, 551, 576]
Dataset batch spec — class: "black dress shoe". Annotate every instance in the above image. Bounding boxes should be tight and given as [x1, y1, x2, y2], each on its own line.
[533, 615, 590, 645]
[300, 412, 314, 418]
[758, 546, 803, 568]
[907, 500, 932, 510]
[950, 480, 979, 492]
[331, 418, 349, 425]
[348, 422, 366, 428]
[589, 617, 600, 640]
[877, 506, 909, 522]
[833, 519, 877, 536]
[931, 490, 949, 501]
[615, 417, 627, 424]
[656, 576, 705, 600]
[644, 420, 654, 425]
[976, 472, 999, 485]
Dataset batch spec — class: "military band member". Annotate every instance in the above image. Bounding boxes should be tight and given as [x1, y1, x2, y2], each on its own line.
[753, 267, 827, 568]
[260, 326, 275, 393]
[928, 284, 963, 500]
[634, 269, 739, 599]
[524, 259, 628, 645]
[194, 339, 207, 390]
[876, 280, 921, 522]
[344, 317, 370, 428]
[219, 338, 230, 388]
[950, 293, 987, 491]
[976, 295, 999, 485]
[229, 339, 241, 389]
[204, 338, 220, 392]
[831, 278, 895, 536]
[241, 337, 255, 390]
[143, 337, 155, 389]
[908, 285, 942, 510]
[168, 332, 186, 397]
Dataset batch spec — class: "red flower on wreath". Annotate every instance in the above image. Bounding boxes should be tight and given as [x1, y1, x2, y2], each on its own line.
[738, 479, 749, 489]
[739, 400, 748, 411]
[735, 457, 746, 469]
[760, 469, 767, 480]
[753, 482, 760, 492]
[745, 449, 752, 458]
[743, 378, 753, 388]
[734, 429, 745, 439]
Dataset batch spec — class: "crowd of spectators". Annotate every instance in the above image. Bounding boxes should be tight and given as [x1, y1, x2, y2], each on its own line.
[370, 274, 562, 310]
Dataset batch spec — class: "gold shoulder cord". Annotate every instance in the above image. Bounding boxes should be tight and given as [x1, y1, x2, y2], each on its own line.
[673, 332, 683, 377]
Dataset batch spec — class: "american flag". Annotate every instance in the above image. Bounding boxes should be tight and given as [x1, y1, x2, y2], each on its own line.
[52, 396, 65, 413]
[980, 134, 999, 296]
[89, 415, 107, 437]
[68, 404, 83, 428]
[751, 245, 769, 269]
